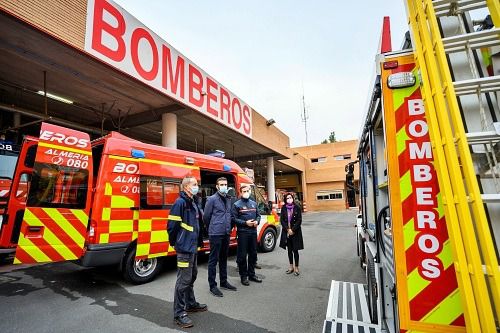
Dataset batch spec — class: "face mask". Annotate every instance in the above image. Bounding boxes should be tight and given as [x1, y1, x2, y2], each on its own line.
[218, 185, 228, 194]
[286, 198, 294, 204]
[242, 192, 250, 199]
[190, 185, 199, 196]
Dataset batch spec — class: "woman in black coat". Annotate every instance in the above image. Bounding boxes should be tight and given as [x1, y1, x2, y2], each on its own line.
[279, 193, 304, 276]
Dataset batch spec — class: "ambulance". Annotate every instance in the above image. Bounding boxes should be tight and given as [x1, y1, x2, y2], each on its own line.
[325, 1, 500, 331]
[0, 122, 279, 283]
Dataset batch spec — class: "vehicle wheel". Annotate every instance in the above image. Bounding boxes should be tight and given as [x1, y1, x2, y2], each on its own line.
[260, 228, 277, 253]
[123, 247, 162, 284]
[358, 237, 366, 269]
[366, 258, 378, 324]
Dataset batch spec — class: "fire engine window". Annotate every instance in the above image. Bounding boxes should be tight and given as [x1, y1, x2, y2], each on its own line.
[140, 176, 180, 209]
[27, 163, 88, 208]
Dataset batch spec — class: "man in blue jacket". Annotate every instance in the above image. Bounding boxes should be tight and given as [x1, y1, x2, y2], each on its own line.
[203, 177, 238, 297]
[168, 176, 207, 329]
[232, 184, 263, 286]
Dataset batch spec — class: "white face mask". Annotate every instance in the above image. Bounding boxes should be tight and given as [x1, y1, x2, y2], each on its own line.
[218, 185, 228, 194]
[242, 192, 250, 199]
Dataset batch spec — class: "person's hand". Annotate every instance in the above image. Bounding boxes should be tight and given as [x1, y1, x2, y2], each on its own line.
[288, 229, 294, 236]
[246, 220, 254, 227]
[252, 221, 258, 228]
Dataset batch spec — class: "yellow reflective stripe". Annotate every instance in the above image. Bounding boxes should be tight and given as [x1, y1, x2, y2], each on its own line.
[70, 209, 89, 228]
[102, 207, 111, 221]
[42, 227, 78, 260]
[148, 252, 168, 259]
[407, 241, 454, 300]
[43, 208, 85, 245]
[396, 126, 411, 156]
[400, 170, 412, 202]
[109, 155, 199, 170]
[181, 222, 193, 232]
[177, 261, 189, 268]
[105, 183, 112, 195]
[16, 232, 51, 263]
[168, 215, 182, 221]
[109, 220, 134, 233]
[138, 219, 152, 232]
[38, 142, 91, 155]
[136, 243, 150, 257]
[422, 289, 463, 324]
[403, 218, 418, 251]
[99, 233, 109, 243]
[110, 195, 134, 208]
[150, 230, 168, 243]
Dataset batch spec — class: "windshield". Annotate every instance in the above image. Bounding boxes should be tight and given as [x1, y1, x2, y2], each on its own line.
[0, 154, 19, 179]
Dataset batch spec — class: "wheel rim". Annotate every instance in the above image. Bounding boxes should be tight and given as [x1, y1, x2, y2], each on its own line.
[264, 231, 275, 249]
[133, 258, 157, 277]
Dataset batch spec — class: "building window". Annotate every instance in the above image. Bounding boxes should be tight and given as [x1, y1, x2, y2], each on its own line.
[316, 190, 343, 201]
[334, 154, 351, 160]
[311, 157, 327, 163]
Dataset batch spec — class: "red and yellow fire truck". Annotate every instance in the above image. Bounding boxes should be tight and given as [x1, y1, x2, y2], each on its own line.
[325, 1, 500, 332]
[0, 122, 279, 283]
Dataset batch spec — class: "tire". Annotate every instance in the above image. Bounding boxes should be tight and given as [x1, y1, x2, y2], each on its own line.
[259, 228, 277, 253]
[122, 247, 162, 284]
[358, 237, 366, 269]
[366, 258, 378, 324]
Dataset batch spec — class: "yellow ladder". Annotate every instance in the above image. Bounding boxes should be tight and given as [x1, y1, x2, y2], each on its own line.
[404, 0, 500, 331]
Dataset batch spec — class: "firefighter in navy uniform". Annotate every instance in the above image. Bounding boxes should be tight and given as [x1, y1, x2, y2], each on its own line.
[167, 176, 207, 329]
[232, 184, 262, 286]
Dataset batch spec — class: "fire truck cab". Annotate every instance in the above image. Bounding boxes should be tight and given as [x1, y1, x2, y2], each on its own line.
[0, 122, 279, 283]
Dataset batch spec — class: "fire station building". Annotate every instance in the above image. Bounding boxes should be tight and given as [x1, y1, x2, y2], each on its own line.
[0, 0, 358, 211]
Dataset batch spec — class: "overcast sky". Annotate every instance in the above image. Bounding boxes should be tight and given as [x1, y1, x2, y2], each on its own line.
[114, 0, 408, 147]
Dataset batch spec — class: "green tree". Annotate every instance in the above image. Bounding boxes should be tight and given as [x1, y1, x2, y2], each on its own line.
[321, 131, 337, 144]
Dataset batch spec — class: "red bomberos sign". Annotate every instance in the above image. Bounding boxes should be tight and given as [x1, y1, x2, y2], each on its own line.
[84, 0, 252, 137]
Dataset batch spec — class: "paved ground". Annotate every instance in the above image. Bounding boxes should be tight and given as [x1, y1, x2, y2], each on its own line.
[0, 211, 364, 333]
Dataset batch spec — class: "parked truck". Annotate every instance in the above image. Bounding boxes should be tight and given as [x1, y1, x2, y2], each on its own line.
[325, 1, 500, 332]
[0, 122, 279, 283]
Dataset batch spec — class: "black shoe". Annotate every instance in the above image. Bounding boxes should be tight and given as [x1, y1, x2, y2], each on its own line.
[210, 287, 223, 297]
[174, 314, 193, 328]
[220, 282, 237, 291]
[186, 302, 208, 312]
[241, 278, 250, 286]
[255, 263, 262, 269]
[249, 275, 262, 283]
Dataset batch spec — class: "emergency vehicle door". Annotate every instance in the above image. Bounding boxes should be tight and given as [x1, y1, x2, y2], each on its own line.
[14, 123, 93, 264]
[0, 139, 36, 249]
[135, 162, 200, 260]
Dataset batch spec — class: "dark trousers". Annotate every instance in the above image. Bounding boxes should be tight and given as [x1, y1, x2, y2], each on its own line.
[237, 231, 257, 279]
[174, 253, 198, 317]
[208, 234, 230, 289]
[287, 245, 299, 266]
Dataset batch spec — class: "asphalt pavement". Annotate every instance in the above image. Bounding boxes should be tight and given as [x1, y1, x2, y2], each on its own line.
[0, 210, 364, 333]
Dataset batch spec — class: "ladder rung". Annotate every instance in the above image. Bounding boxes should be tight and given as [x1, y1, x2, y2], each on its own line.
[481, 194, 500, 204]
[433, 0, 487, 17]
[443, 28, 500, 53]
[454, 76, 500, 96]
[466, 123, 500, 145]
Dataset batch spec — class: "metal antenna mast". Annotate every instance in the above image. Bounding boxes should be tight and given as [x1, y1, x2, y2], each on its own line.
[301, 92, 309, 145]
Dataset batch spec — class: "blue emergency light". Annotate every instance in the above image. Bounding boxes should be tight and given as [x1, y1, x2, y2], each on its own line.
[131, 149, 145, 158]
[223, 164, 231, 172]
